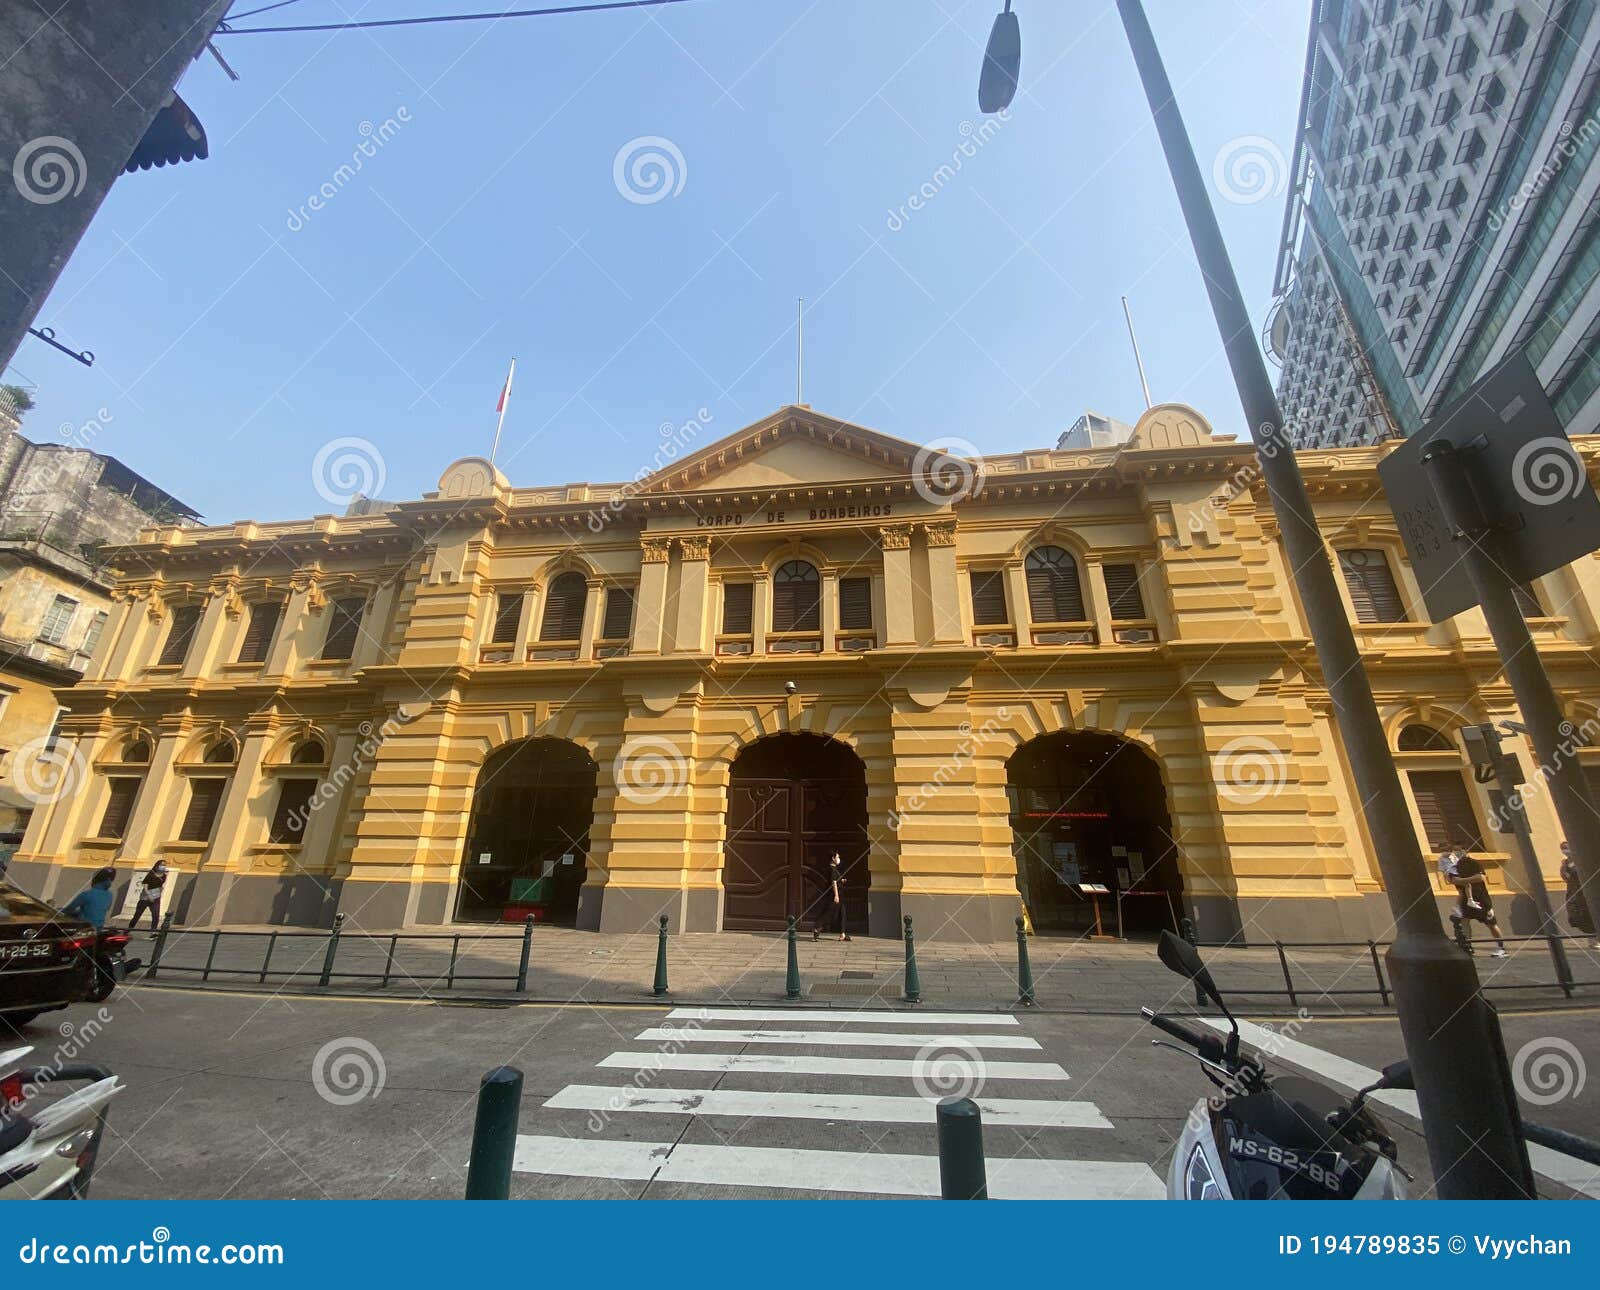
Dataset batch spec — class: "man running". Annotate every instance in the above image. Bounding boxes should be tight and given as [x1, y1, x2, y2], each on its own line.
[1440, 845, 1507, 958]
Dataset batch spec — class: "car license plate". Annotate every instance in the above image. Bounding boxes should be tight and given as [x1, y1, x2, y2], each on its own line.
[0, 942, 53, 962]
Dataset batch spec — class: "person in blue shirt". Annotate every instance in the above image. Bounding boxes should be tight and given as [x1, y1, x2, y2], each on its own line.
[61, 867, 116, 929]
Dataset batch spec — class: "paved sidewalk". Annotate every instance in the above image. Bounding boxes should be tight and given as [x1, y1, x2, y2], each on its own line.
[128, 921, 1600, 1016]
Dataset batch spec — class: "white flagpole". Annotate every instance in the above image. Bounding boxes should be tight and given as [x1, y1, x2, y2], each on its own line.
[491, 358, 515, 466]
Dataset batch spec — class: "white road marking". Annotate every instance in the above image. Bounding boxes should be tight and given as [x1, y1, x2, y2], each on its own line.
[634, 1026, 1041, 1050]
[597, 1051, 1069, 1080]
[545, 1084, 1113, 1128]
[666, 1007, 1019, 1026]
[512, 1134, 1162, 1199]
[1199, 1017, 1600, 1200]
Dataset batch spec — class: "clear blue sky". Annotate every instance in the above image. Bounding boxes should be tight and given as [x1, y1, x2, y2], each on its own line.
[9, 0, 1311, 523]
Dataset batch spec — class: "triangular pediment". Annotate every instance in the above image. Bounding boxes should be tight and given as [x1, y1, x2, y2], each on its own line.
[638, 406, 951, 493]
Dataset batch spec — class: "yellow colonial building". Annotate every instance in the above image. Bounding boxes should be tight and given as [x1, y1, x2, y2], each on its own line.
[10, 404, 1600, 942]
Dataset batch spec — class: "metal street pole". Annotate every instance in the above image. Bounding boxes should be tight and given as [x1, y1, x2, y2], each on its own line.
[1424, 440, 1600, 938]
[1111, 0, 1534, 1196]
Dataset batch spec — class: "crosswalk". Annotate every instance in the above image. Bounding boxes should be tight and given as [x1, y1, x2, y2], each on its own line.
[512, 1006, 1165, 1199]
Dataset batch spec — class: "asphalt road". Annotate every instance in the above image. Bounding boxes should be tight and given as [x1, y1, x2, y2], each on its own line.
[4, 985, 1596, 1200]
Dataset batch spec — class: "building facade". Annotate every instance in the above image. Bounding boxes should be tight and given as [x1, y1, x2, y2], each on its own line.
[0, 411, 197, 864]
[1273, 0, 1600, 448]
[8, 404, 1600, 942]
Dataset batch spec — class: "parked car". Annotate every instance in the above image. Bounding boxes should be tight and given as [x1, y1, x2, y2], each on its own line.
[0, 882, 135, 1029]
[0, 1046, 122, 1198]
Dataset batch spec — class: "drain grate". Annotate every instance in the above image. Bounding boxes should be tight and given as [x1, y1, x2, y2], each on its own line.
[809, 982, 892, 998]
[839, 970, 875, 980]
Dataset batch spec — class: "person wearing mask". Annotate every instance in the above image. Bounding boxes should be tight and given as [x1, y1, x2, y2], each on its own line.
[1439, 845, 1507, 958]
[131, 859, 169, 933]
[61, 867, 116, 930]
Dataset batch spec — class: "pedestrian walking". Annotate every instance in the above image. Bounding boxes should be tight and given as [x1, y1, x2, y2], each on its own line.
[131, 859, 169, 933]
[827, 852, 849, 942]
[1559, 841, 1596, 943]
[1440, 845, 1507, 958]
[61, 867, 116, 929]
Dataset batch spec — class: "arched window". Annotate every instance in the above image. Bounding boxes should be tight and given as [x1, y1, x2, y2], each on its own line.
[291, 739, 326, 765]
[123, 737, 152, 764]
[540, 572, 587, 642]
[1025, 546, 1086, 623]
[772, 561, 821, 632]
[1397, 723, 1452, 751]
[203, 737, 238, 765]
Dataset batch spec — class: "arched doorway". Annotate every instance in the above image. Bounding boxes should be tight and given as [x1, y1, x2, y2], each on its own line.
[455, 738, 596, 925]
[723, 733, 869, 933]
[1006, 731, 1180, 936]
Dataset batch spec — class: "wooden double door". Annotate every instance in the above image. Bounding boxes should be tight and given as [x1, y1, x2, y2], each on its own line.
[723, 770, 868, 933]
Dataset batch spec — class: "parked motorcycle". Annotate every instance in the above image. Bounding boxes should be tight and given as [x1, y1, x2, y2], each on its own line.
[1143, 930, 1414, 1200]
[0, 1046, 122, 1199]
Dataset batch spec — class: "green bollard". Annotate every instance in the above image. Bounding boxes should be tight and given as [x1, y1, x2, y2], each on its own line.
[785, 917, 802, 999]
[902, 915, 921, 1003]
[1015, 915, 1035, 1007]
[465, 1065, 523, 1199]
[148, 910, 174, 980]
[936, 1096, 988, 1199]
[317, 912, 345, 987]
[514, 914, 534, 992]
[653, 914, 670, 997]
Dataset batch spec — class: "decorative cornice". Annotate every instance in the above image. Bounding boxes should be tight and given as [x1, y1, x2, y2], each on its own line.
[640, 537, 671, 564]
[878, 524, 912, 551]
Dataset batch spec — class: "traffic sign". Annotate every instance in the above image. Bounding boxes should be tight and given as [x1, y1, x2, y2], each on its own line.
[1378, 351, 1600, 623]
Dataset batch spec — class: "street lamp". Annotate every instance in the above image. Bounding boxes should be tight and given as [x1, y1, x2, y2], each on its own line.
[978, 0, 1534, 1197]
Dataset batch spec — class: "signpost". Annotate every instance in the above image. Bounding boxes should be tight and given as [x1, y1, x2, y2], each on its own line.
[1381, 350, 1600, 939]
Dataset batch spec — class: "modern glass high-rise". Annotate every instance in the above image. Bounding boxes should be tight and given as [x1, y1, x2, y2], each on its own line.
[1271, 0, 1600, 448]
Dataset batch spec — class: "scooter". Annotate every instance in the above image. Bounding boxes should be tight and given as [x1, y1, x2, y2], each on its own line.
[0, 1046, 122, 1199]
[1143, 930, 1414, 1200]
[84, 928, 139, 1004]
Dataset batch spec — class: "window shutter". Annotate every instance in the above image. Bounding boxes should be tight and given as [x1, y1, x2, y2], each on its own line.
[1512, 582, 1542, 617]
[98, 777, 141, 839]
[320, 596, 365, 660]
[158, 605, 202, 666]
[269, 778, 318, 844]
[1407, 769, 1483, 851]
[1102, 563, 1146, 620]
[81, 612, 108, 657]
[238, 600, 284, 663]
[491, 592, 523, 644]
[838, 577, 872, 630]
[722, 582, 753, 634]
[1338, 549, 1406, 623]
[772, 563, 820, 632]
[179, 778, 227, 842]
[38, 596, 77, 645]
[1025, 549, 1085, 622]
[970, 570, 1009, 625]
[540, 573, 587, 641]
[602, 586, 635, 640]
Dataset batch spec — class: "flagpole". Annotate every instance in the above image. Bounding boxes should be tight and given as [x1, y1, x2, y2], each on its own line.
[491, 358, 515, 466]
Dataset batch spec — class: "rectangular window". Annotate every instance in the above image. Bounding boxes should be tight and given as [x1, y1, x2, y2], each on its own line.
[179, 777, 228, 842]
[1102, 563, 1147, 621]
[320, 596, 366, 660]
[38, 595, 77, 646]
[601, 586, 635, 640]
[969, 570, 1009, 626]
[237, 600, 284, 664]
[269, 778, 318, 845]
[838, 576, 873, 631]
[490, 592, 523, 645]
[98, 777, 142, 840]
[721, 582, 753, 635]
[80, 611, 108, 658]
[1512, 582, 1543, 618]
[1338, 549, 1408, 623]
[1407, 769, 1484, 852]
[42, 709, 63, 752]
[158, 604, 202, 666]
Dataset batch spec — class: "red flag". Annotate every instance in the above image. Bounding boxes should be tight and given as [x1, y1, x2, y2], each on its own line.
[496, 359, 515, 414]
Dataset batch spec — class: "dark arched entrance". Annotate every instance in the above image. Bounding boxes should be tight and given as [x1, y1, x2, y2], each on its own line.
[455, 738, 596, 925]
[1006, 731, 1180, 936]
[723, 733, 869, 933]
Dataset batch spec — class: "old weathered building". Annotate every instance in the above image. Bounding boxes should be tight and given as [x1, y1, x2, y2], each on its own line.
[9, 404, 1599, 941]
